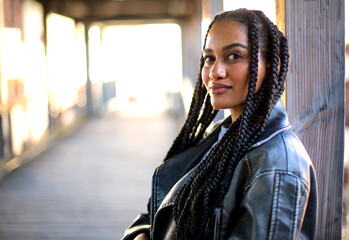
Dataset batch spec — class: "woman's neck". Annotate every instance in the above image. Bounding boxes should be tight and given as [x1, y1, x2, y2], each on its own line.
[229, 105, 244, 123]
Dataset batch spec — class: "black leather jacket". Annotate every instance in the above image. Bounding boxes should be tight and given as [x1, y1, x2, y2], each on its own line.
[122, 101, 317, 240]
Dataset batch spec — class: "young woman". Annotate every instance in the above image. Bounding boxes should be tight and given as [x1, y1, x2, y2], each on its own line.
[122, 9, 317, 240]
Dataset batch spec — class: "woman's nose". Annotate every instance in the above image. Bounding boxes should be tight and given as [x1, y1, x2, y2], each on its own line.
[209, 62, 227, 80]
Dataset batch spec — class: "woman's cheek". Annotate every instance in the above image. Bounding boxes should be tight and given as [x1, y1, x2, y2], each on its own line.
[202, 68, 210, 88]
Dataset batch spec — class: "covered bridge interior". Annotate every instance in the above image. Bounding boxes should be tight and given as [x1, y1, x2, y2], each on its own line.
[0, 0, 346, 239]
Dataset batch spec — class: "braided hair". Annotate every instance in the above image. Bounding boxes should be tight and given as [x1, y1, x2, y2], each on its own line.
[164, 9, 289, 239]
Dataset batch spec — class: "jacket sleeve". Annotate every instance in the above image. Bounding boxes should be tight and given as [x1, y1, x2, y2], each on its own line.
[121, 199, 151, 240]
[225, 171, 312, 240]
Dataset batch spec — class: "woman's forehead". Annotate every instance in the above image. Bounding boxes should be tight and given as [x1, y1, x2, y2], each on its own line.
[205, 21, 248, 49]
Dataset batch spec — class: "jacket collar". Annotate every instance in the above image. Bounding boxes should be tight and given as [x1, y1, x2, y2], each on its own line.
[249, 99, 291, 150]
[157, 99, 291, 210]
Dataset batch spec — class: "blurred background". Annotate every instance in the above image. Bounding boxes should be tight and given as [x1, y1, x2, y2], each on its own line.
[0, 0, 347, 239]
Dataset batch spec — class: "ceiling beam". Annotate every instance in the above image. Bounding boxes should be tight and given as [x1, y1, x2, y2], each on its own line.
[36, 0, 193, 21]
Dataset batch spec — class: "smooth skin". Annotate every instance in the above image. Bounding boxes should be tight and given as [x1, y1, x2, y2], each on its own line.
[202, 21, 268, 122]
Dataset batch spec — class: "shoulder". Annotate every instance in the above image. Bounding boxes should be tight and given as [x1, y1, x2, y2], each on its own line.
[220, 129, 317, 240]
[242, 129, 314, 189]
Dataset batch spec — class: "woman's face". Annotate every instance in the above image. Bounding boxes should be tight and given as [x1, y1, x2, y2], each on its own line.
[202, 21, 268, 120]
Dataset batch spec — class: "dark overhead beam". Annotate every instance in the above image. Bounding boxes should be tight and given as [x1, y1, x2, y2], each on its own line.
[36, 0, 193, 21]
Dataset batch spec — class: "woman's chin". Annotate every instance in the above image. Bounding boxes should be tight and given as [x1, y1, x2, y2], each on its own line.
[210, 102, 229, 110]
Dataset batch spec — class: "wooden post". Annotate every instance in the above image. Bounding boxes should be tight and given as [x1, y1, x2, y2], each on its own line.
[276, 0, 345, 239]
[203, 0, 223, 17]
[0, 0, 4, 159]
[180, 0, 202, 88]
[84, 22, 94, 117]
[41, 0, 55, 131]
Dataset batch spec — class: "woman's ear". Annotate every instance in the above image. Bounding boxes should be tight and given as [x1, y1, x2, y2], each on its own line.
[266, 62, 270, 75]
[265, 58, 281, 75]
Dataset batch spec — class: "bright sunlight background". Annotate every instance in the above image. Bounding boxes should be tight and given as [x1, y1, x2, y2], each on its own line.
[100, 24, 183, 116]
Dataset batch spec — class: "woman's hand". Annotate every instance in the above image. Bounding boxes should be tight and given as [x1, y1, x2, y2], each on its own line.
[134, 233, 150, 240]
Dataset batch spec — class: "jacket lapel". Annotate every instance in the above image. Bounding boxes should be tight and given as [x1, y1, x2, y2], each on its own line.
[152, 121, 224, 213]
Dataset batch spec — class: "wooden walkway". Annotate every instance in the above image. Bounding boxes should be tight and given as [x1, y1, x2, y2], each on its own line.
[0, 111, 178, 240]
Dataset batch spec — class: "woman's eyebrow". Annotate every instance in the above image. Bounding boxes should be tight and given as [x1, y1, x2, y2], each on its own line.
[203, 48, 213, 53]
[203, 42, 248, 54]
[222, 42, 248, 51]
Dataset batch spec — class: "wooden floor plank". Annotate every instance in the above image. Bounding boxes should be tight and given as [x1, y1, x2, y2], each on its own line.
[0, 112, 178, 239]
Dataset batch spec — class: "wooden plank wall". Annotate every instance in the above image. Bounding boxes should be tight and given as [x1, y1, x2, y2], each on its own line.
[276, 0, 345, 239]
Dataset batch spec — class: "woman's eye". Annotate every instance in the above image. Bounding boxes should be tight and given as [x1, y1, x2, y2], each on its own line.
[228, 53, 241, 60]
[204, 56, 214, 62]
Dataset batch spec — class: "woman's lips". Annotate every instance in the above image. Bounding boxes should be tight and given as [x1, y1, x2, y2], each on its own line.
[209, 83, 232, 94]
